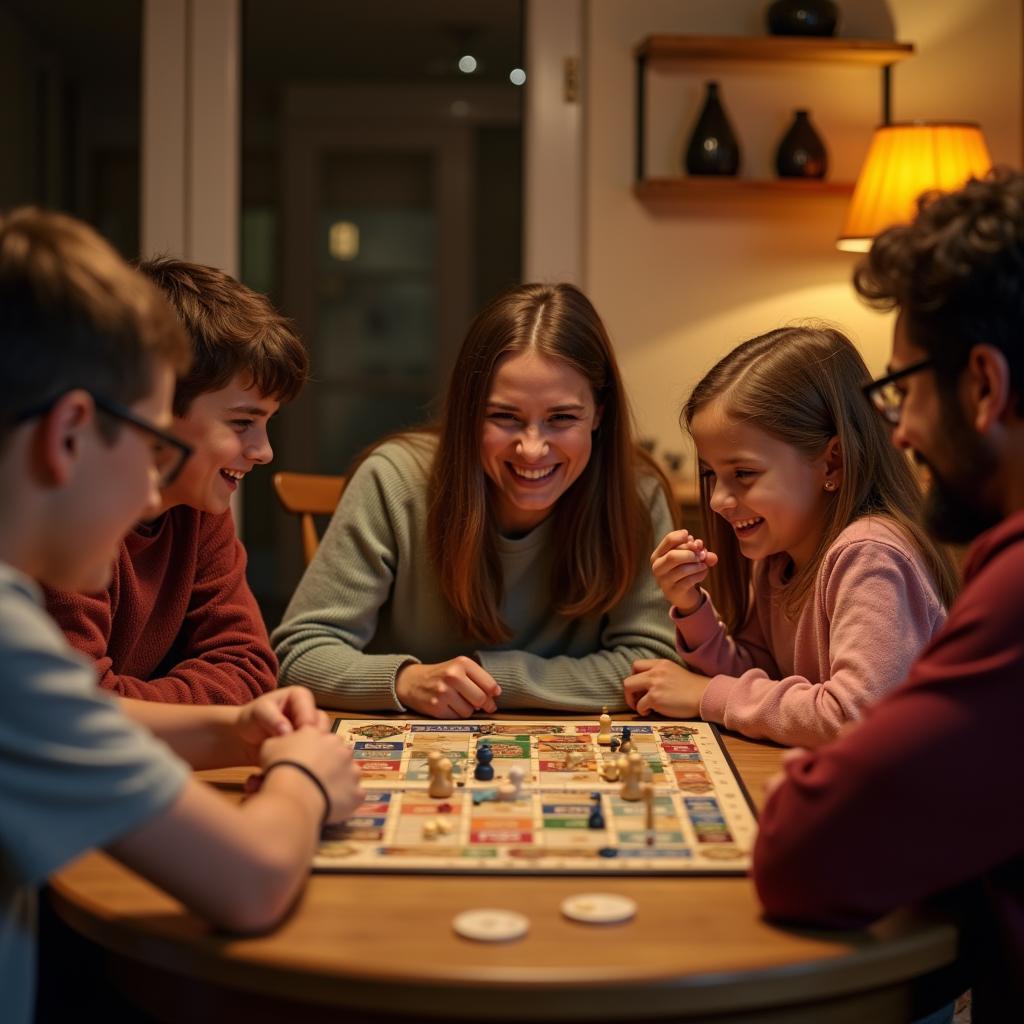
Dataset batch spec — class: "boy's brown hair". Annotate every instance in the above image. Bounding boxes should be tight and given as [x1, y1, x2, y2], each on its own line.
[0, 207, 190, 444]
[137, 257, 308, 415]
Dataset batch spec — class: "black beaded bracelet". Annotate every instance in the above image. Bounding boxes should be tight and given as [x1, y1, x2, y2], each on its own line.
[260, 759, 331, 831]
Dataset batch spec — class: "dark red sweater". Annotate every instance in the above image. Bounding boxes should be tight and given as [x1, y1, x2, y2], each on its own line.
[45, 506, 277, 704]
[753, 509, 1024, 1021]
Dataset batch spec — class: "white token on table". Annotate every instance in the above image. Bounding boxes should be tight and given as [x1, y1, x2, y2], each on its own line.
[560, 893, 637, 925]
[452, 908, 530, 942]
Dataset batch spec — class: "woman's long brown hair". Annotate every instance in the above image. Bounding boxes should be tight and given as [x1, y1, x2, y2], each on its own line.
[427, 283, 676, 644]
[682, 325, 959, 633]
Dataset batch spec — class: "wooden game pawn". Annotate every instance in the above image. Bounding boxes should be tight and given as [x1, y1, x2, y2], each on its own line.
[619, 751, 645, 801]
[643, 782, 655, 840]
[597, 706, 612, 746]
[602, 758, 620, 782]
[428, 752, 454, 799]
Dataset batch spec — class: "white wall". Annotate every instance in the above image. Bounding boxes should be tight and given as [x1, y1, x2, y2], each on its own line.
[583, 0, 1022, 458]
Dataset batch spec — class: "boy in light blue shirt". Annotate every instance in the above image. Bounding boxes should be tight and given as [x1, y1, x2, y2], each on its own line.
[0, 208, 362, 1024]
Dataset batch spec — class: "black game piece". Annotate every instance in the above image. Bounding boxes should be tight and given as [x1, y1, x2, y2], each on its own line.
[474, 742, 495, 781]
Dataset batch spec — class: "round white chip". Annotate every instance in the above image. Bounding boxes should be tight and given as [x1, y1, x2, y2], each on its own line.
[452, 908, 530, 942]
[560, 893, 637, 925]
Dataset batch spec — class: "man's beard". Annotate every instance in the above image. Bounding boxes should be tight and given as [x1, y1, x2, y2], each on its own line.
[917, 402, 1001, 543]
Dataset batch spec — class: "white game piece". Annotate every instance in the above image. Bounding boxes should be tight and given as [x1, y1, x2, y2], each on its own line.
[619, 751, 645, 801]
[422, 819, 439, 839]
[601, 758, 620, 782]
[452, 909, 529, 942]
[597, 706, 612, 746]
[507, 765, 526, 797]
[436, 817, 453, 835]
[560, 893, 637, 925]
[565, 749, 584, 771]
[497, 782, 517, 802]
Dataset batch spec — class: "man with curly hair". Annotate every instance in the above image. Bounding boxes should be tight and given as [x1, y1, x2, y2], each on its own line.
[753, 169, 1024, 1022]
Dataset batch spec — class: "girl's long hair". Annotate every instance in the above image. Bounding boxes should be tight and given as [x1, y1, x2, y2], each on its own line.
[682, 325, 959, 632]
[427, 282, 676, 643]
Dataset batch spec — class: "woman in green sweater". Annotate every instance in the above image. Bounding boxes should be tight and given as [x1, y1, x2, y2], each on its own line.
[272, 283, 680, 716]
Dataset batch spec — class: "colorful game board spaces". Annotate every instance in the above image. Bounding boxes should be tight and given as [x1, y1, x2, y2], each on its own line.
[685, 797, 733, 845]
[537, 733, 595, 777]
[323, 791, 393, 843]
[661, 729, 714, 795]
[349, 740, 405, 781]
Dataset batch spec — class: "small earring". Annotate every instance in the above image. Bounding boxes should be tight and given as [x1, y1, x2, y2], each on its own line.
[824, 480, 838, 492]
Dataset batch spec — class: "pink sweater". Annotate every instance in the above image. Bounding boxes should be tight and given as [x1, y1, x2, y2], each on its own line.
[672, 517, 946, 748]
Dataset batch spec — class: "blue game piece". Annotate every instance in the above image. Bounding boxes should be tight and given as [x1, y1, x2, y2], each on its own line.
[598, 847, 618, 858]
[588, 792, 605, 829]
[474, 742, 494, 781]
[609, 737, 621, 752]
[621, 726, 632, 745]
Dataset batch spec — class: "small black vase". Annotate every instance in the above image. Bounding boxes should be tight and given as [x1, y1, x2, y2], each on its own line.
[684, 82, 741, 177]
[766, 0, 838, 37]
[776, 110, 828, 179]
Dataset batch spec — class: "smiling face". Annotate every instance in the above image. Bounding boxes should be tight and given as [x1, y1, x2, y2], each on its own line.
[157, 374, 278, 515]
[690, 399, 835, 569]
[480, 351, 601, 535]
[889, 313, 1001, 542]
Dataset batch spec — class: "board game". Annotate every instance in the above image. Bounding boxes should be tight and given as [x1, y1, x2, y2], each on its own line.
[316, 719, 757, 875]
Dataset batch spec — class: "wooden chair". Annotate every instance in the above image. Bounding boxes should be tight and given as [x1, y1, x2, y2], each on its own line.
[272, 472, 346, 565]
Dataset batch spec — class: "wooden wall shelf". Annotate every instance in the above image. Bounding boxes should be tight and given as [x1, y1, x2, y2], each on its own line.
[634, 34, 915, 185]
[635, 178, 855, 201]
[635, 35, 914, 67]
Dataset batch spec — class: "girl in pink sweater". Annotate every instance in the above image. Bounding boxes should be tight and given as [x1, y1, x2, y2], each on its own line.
[625, 326, 959, 747]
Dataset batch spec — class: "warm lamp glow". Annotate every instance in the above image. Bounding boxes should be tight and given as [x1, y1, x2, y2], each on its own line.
[837, 122, 992, 252]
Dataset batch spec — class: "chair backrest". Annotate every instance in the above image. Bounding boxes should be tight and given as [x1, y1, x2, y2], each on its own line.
[272, 472, 347, 565]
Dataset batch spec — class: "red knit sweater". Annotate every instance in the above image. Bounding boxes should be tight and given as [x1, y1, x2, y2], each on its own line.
[45, 506, 277, 704]
[753, 509, 1024, 1021]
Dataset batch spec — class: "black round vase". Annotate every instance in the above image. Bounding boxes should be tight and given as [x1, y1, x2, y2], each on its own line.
[684, 81, 741, 177]
[776, 110, 828, 179]
[766, 0, 838, 37]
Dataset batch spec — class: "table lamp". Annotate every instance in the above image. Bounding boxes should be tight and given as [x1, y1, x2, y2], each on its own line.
[836, 121, 992, 252]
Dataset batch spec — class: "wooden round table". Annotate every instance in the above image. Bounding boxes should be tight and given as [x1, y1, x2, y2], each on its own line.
[49, 720, 961, 1023]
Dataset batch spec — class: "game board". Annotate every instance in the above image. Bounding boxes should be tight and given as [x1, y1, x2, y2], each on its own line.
[315, 720, 757, 875]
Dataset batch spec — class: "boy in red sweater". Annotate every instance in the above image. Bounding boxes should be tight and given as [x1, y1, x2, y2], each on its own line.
[46, 258, 308, 703]
[753, 169, 1024, 1021]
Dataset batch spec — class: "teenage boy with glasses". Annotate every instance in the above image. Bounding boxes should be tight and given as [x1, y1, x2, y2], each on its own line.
[45, 255, 310, 704]
[753, 170, 1024, 1023]
[0, 208, 362, 1024]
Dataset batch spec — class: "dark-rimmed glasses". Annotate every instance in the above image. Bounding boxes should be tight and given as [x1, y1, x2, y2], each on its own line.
[12, 391, 193, 488]
[862, 359, 935, 425]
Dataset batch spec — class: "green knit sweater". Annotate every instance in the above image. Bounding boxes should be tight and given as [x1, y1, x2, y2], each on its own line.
[272, 436, 679, 712]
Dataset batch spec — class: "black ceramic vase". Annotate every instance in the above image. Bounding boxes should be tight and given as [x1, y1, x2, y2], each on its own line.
[775, 110, 828, 178]
[766, 0, 838, 37]
[684, 81, 741, 176]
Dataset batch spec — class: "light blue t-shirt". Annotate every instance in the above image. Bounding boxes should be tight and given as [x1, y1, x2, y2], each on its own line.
[0, 561, 189, 1024]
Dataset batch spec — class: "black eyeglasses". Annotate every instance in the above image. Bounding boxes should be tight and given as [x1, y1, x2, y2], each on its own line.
[12, 390, 193, 488]
[861, 359, 935, 425]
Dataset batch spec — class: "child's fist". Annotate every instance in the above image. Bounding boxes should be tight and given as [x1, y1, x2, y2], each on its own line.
[650, 529, 719, 615]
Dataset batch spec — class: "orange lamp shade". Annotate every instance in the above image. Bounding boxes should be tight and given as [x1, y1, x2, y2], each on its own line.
[837, 122, 992, 252]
